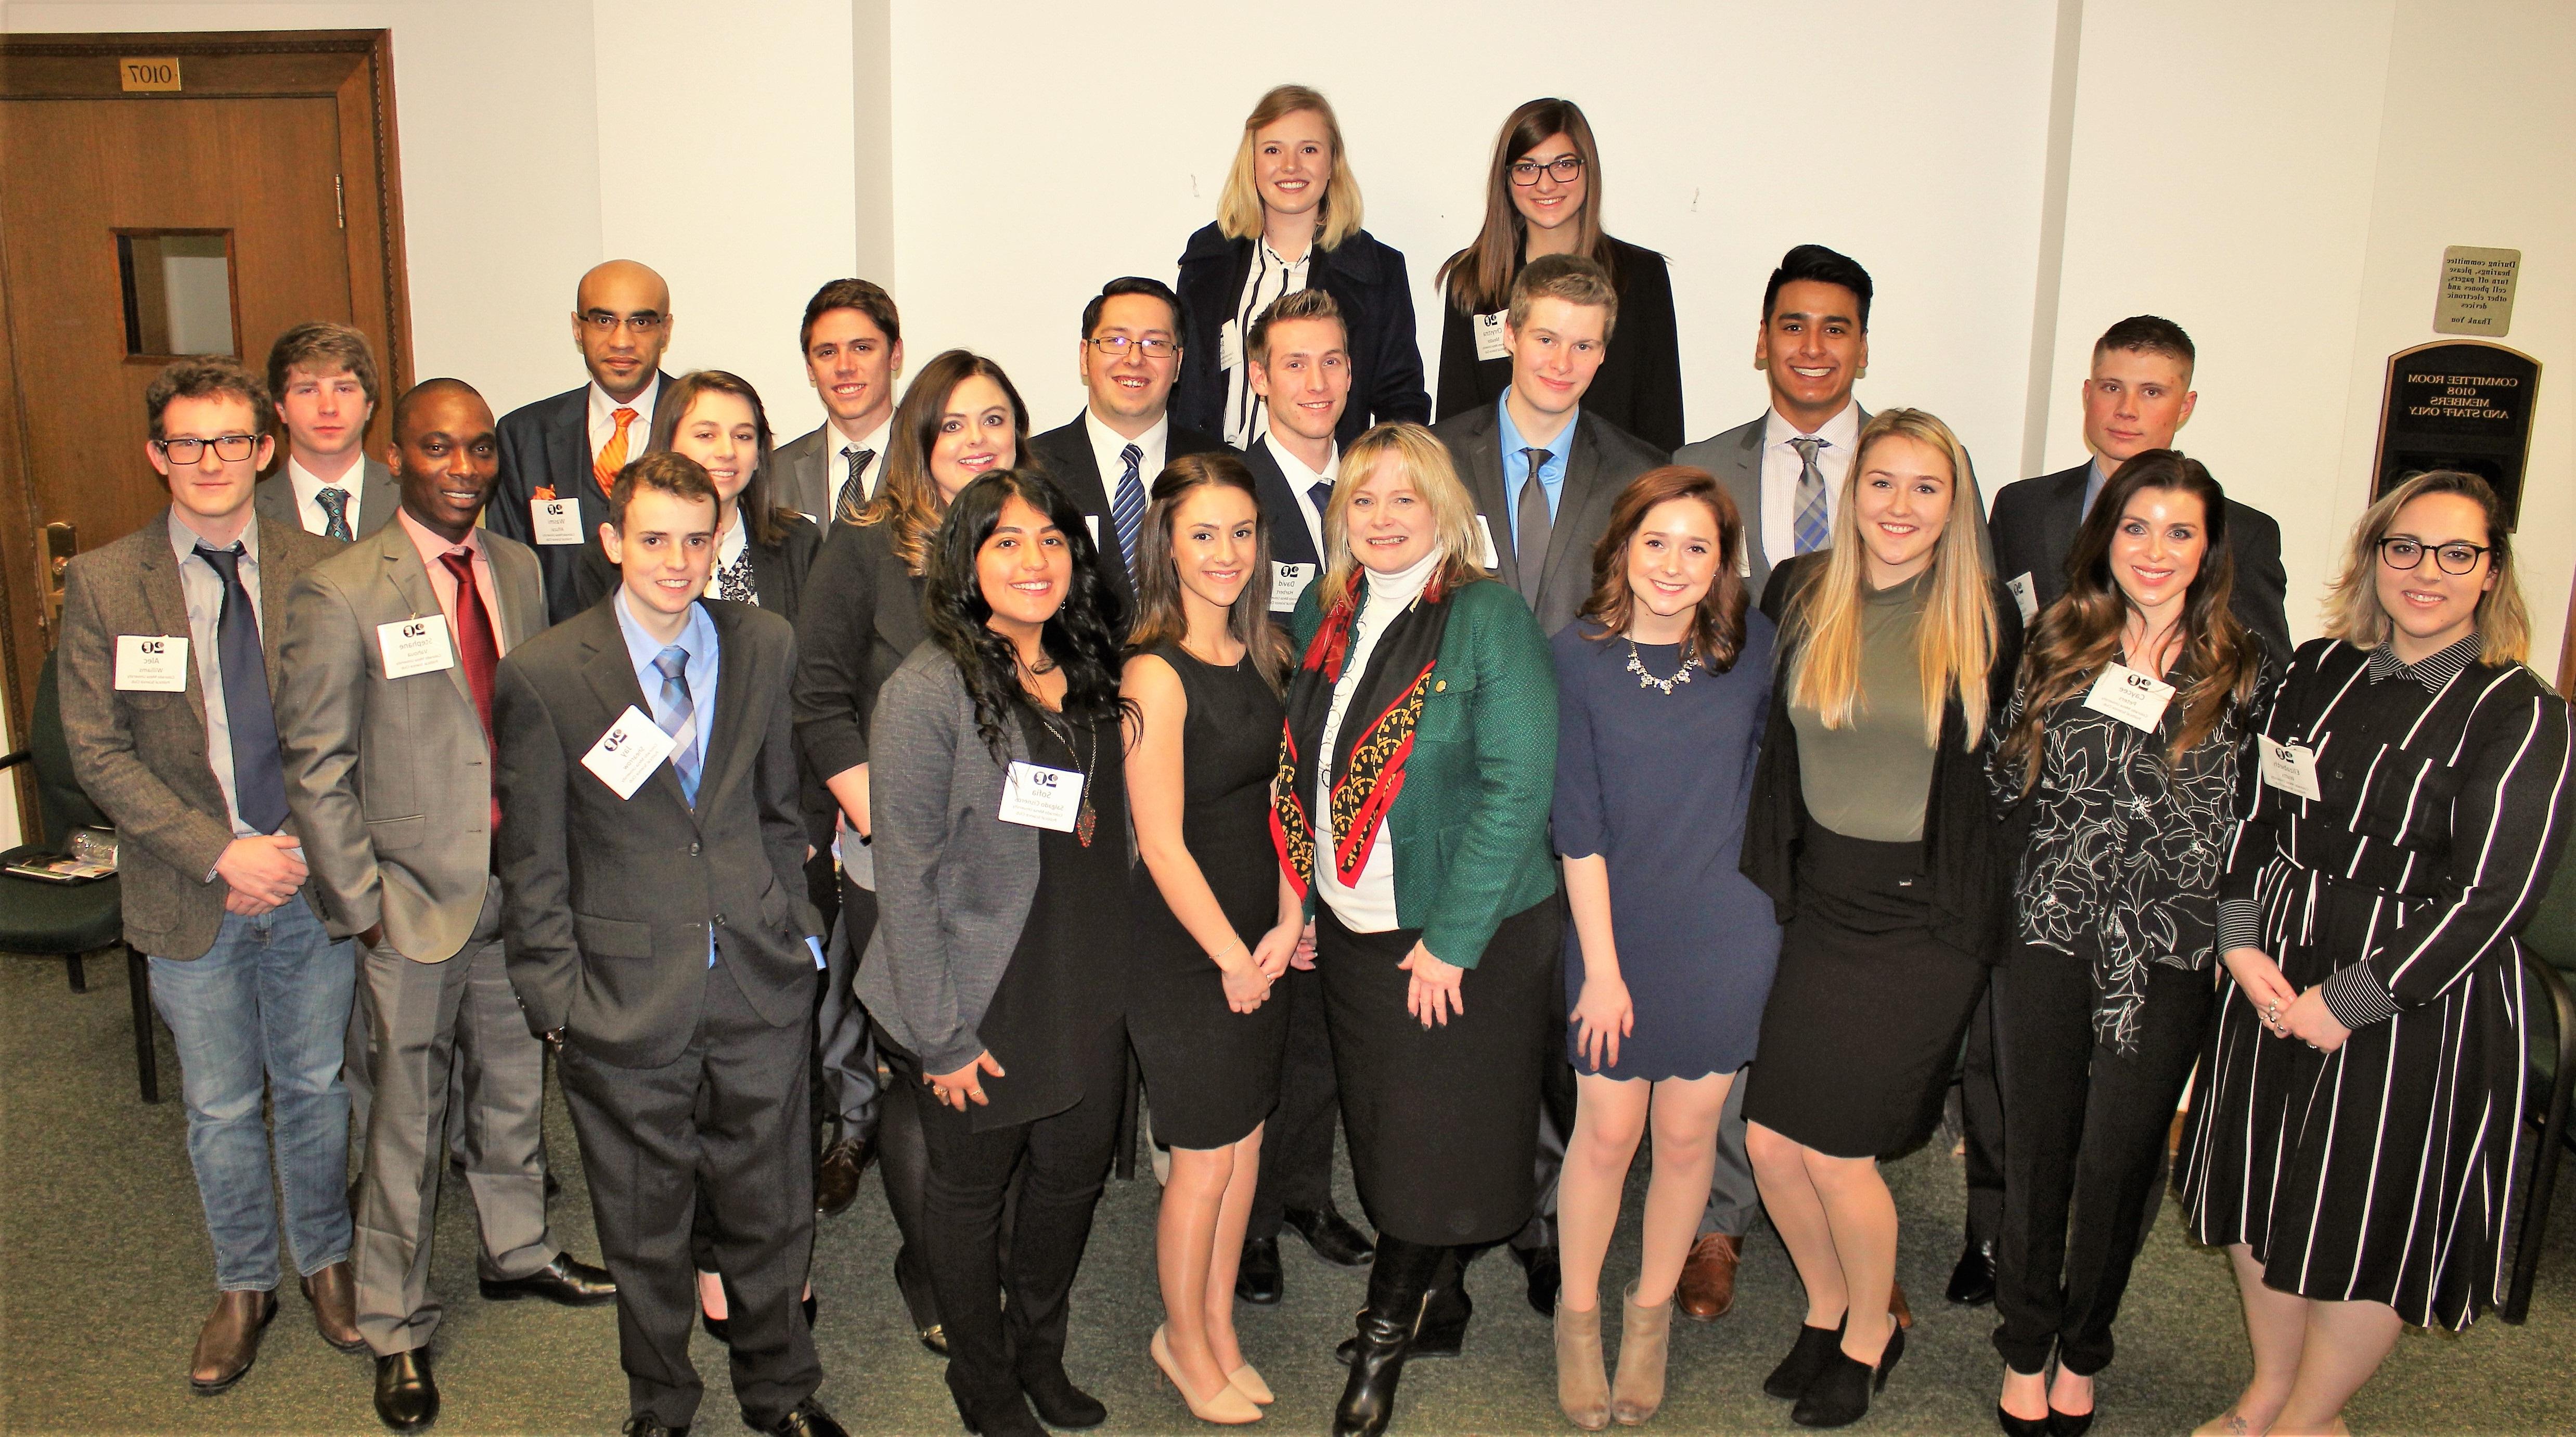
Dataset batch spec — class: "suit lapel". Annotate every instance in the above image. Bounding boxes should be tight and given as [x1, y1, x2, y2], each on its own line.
[487, 539, 547, 651]
[252, 522, 298, 702]
[377, 527, 480, 717]
[696, 603, 758, 816]
[547, 389, 591, 502]
[2040, 468, 2088, 592]
[134, 527, 211, 735]
[1457, 409, 1516, 591]
[1540, 422, 1609, 602]
[360, 459, 401, 535]
[578, 606, 698, 822]
[1244, 439, 1320, 566]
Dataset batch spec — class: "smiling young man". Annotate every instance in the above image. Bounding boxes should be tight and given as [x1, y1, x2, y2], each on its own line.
[256, 322, 398, 543]
[770, 278, 904, 526]
[495, 452, 841, 1437]
[56, 357, 354, 1396]
[274, 379, 612, 1433]
[489, 260, 682, 623]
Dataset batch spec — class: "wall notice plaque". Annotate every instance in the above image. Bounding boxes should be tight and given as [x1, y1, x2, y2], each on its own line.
[118, 57, 182, 92]
[2371, 340, 2541, 527]
[2435, 245, 2520, 336]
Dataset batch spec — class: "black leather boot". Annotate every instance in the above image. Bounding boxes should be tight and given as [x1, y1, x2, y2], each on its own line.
[1332, 1237, 1448, 1437]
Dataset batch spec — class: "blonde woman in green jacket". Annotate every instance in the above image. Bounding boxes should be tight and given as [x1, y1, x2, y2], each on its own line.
[1272, 422, 1559, 1437]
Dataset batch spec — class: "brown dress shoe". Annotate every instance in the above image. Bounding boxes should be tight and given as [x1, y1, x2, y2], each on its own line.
[1891, 1277, 1915, 1330]
[1676, 1233, 1743, 1321]
[815, 1135, 874, 1218]
[301, 1261, 367, 1353]
[189, 1289, 278, 1395]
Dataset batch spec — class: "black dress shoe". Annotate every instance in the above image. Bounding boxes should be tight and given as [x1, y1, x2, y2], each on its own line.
[621, 1417, 690, 1437]
[1791, 1325, 1904, 1429]
[373, 1348, 439, 1432]
[1236, 1235, 1283, 1304]
[761, 1397, 849, 1437]
[1998, 1404, 2051, 1437]
[918, 1323, 948, 1356]
[2047, 1407, 2094, 1437]
[1948, 1237, 1998, 1306]
[815, 1135, 875, 1217]
[1762, 1317, 1846, 1400]
[1284, 1203, 1376, 1267]
[480, 1251, 616, 1306]
[1019, 1364, 1107, 1429]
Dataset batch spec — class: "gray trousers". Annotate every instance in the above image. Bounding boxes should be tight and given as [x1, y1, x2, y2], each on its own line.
[354, 883, 558, 1354]
[1698, 1066, 1765, 1238]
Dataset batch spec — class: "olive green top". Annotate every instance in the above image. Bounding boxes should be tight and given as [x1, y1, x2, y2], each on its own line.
[1789, 570, 1937, 843]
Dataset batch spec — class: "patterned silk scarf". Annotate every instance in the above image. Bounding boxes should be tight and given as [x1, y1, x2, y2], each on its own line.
[1272, 566, 1455, 894]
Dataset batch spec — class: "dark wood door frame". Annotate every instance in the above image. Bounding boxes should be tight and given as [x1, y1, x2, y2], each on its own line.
[0, 28, 412, 835]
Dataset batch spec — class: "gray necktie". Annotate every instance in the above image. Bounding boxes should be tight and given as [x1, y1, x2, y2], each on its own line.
[1791, 436, 1830, 554]
[834, 446, 875, 522]
[315, 487, 353, 543]
[1515, 447, 1552, 602]
[651, 645, 700, 804]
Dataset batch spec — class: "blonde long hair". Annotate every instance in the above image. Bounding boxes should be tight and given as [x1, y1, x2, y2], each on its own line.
[1785, 408, 1998, 747]
[1319, 423, 1489, 601]
[1215, 85, 1364, 252]
[2322, 469, 2530, 665]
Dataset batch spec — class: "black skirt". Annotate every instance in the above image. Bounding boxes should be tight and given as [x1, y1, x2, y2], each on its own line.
[1318, 896, 1561, 1246]
[1742, 828, 1986, 1160]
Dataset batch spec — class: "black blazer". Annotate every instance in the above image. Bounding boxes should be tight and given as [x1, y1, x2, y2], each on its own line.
[1742, 552, 2025, 965]
[1025, 413, 1231, 624]
[792, 518, 931, 785]
[1239, 437, 1326, 567]
[1989, 461, 2293, 663]
[489, 372, 679, 625]
[495, 596, 820, 1068]
[1431, 401, 1668, 637]
[571, 510, 822, 625]
[1172, 222, 1431, 448]
[1434, 237, 1685, 452]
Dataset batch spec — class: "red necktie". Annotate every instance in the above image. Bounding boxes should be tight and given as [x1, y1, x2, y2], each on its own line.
[440, 549, 503, 830]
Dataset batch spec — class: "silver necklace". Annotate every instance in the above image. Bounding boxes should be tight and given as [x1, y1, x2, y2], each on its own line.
[1625, 637, 1702, 695]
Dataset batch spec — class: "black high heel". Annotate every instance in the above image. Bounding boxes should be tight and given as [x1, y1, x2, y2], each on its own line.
[1998, 1404, 2052, 1436]
[1792, 1323, 1904, 1428]
[2046, 1407, 2094, 1437]
[1763, 1316, 1848, 1400]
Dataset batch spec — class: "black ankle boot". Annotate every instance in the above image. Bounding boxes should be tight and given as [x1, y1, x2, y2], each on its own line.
[1334, 1251, 1472, 1364]
[1793, 1323, 1905, 1428]
[1763, 1316, 1847, 1400]
[1332, 1237, 1448, 1437]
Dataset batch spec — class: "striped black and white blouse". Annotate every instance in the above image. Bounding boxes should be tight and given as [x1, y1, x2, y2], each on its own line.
[1221, 239, 1309, 448]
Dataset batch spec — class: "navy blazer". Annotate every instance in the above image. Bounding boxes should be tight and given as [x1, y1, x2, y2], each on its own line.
[1172, 223, 1430, 449]
[1239, 436, 1326, 567]
[488, 373, 678, 625]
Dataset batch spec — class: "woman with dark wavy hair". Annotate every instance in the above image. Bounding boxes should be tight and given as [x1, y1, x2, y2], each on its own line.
[1985, 450, 2271, 1436]
[858, 466, 1132, 1437]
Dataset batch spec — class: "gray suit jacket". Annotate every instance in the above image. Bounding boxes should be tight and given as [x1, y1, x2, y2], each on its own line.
[772, 424, 869, 527]
[275, 520, 547, 962]
[1673, 407, 1876, 609]
[56, 511, 338, 959]
[253, 458, 398, 540]
[1432, 402, 1667, 636]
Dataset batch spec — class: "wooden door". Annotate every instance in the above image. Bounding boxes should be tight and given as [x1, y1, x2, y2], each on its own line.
[0, 30, 410, 836]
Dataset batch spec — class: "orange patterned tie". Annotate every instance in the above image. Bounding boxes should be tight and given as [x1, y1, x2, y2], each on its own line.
[591, 406, 640, 494]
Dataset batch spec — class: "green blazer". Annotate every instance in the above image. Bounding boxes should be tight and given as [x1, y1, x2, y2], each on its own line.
[1290, 573, 1559, 966]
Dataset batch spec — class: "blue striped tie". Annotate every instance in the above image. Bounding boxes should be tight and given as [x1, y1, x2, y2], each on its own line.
[1111, 443, 1146, 574]
[1790, 436, 1830, 554]
[651, 645, 700, 804]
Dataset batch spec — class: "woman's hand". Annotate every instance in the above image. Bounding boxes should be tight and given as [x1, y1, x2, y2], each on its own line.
[1289, 920, 1318, 972]
[928, 1051, 1005, 1111]
[1250, 922, 1299, 982]
[1571, 972, 1634, 1073]
[1399, 941, 1464, 1028]
[2278, 986, 2353, 1054]
[1219, 955, 1272, 1014]
[2222, 946, 2299, 1038]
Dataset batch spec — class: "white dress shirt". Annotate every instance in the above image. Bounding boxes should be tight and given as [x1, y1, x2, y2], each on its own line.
[825, 415, 895, 514]
[1263, 432, 1337, 557]
[1759, 400, 1863, 572]
[284, 455, 369, 537]
[1315, 547, 1439, 933]
[1086, 409, 1170, 528]
[587, 376, 661, 468]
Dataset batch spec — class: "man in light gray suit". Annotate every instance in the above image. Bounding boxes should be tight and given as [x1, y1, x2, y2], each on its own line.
[256, 321, 400, 542]
[278, 380, 613, 1435]
[770, 278, 904, 526]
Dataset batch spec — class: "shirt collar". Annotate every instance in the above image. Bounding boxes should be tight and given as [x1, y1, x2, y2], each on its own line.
[613, 585, 717, 683]
[395, 504, 483, 566]
[1498, 390, 1578, 468]
[2366, 632, 2481, 692]
[827, 415, 892, 457]
[1763, 399, 1861, 451]
[717, 511, 750, 567]
[168, 506, 260, 562]
[285, 453, 364, 498]
[1265, 432, 1337, 486]
[1085, 408, 1168, 468]
[589, 376, 659, 429]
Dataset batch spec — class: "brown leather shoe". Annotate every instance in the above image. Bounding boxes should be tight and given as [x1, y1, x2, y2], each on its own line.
[1891, 1277, 1915, 1330]
[815, 1135, 874, 1217]
[1676, 1233, 1743, 1321]
[188, 1289, 278, 1394]
[301, 1261, 366, 1353]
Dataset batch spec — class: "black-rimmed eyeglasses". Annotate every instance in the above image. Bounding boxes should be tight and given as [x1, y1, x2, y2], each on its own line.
[1510, 156, 1586, 186]
[2377, 537, 2490, 575]
[153, 434, 260, 465]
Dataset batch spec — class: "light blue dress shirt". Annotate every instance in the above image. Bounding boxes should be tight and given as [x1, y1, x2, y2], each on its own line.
[2082, 457, 2112, 517]
[1497, 391, 1581, 543]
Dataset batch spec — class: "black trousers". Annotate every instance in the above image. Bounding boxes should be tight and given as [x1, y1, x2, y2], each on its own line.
[1992, 941, 2213, 1375]
[1962, 982, 2007, 1245]
[558, 958, 820, 1430]
[898, 1026, 1123, 1412]
[1246, 961, 1341, 1241]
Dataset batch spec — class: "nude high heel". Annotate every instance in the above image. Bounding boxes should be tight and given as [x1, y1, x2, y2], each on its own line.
[1152, 1325, 1262, 1425]
[1228, 1364, 1274, 1405]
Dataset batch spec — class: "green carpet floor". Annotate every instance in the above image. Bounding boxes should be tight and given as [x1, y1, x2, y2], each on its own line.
[4, 950, 2572, 1435]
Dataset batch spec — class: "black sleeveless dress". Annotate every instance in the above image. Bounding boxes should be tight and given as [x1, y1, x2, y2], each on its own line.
[1127, 643, 1291, 1149]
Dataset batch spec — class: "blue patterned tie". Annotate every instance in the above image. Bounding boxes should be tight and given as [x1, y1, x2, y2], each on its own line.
[651, 645, 700, 804]
[191, 542, 291, 833]
[315, 487, 353, 542]
[1111, 443, 1147, 574]
[1790, 436, 1830, 555]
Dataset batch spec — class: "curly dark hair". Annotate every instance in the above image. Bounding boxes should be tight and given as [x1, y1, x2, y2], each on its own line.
[922, 466, 1131, 760]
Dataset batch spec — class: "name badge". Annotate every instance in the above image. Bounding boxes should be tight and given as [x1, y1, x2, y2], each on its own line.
[2083, 663, 2175, 732]
[581, 705, 678, 800]
[1271, 562, 1315, 614]
[2007, 572, 2039, 623]
[376, 617, 455, 680]
[114, 635, 190, 692]
[2260, 739, 2323, 802]
[1219, 319, 1244, 372]
[998, 761, 1084, 832]
[1473, 514, 1500, 569]
[1473, 310, 1511, 362]
[531, 498, 584, 546]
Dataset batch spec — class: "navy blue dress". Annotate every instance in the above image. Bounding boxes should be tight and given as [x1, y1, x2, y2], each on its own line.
[1551, 616, 1782, 1081]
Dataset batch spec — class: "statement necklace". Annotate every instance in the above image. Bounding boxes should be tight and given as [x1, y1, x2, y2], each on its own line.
[1626, 637, 1702, 695]
[1034, 707, 1099, 847]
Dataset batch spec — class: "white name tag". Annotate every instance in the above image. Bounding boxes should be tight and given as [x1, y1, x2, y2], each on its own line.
[998, 761, 1084, 832]
[531, 498, 583, 546]
[114, 635, 190, 692]
[2008, 572, 2039, 624]
[1473, 310, 1511, 362]
[1473, 514, 1500, 569]
[2083, 663, 2175, 732]
[2260, 739, 2323, 802]
[375, 617, 455, 680]
[1218, 319, 1244, 372]
[581, 705, 678, 801]
[1271, 562, 1315, 614]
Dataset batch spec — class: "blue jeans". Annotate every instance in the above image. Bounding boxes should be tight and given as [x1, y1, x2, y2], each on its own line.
[149, 898, 357, 1290]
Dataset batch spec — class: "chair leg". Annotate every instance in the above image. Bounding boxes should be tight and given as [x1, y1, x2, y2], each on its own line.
[2507, 957, 2575, 1323]
[125, 944, 160, 1105]
[65, 952, 87, 993]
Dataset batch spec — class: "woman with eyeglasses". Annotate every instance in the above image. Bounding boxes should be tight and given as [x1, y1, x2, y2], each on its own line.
[2178, 470, 2572, 1437]
[1173, 84, 1429, 451]
[1433, 98, 1684, 452]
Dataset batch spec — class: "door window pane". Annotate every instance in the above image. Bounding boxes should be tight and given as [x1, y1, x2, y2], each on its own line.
[117, 231, 236, 356]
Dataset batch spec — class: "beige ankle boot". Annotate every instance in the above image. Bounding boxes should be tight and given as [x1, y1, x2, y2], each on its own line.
[1611, 1281, 1672, 1425]
[1556, 1298, 1611, 1430]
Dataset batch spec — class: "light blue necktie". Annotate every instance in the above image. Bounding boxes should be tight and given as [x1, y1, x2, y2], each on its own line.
[651, 645, 700, 804]
[1790, 436, 1830, 555]
[1111, 443, 1146, 574]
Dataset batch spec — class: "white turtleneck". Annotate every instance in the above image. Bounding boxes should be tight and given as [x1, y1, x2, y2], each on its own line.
[1315, 548, 1442, 932]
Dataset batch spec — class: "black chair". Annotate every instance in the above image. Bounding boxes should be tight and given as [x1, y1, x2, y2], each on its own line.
[0, 650, 159, 1102]
[2505, 860, 2576, 1323]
